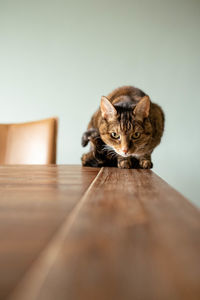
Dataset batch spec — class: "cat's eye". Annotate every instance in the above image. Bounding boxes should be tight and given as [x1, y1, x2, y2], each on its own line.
[132, 132, 141, 139]
[110, 132, 120, 139]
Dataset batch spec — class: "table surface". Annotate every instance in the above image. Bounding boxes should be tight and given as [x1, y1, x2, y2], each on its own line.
[0, 165, 199, 300]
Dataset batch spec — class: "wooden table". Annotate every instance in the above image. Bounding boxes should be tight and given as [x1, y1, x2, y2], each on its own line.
[0, 165, 199, 300]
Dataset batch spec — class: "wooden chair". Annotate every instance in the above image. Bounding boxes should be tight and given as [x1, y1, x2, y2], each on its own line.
[0, 117, 58, 164]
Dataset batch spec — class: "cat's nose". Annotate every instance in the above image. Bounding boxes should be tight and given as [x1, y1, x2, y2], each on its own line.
[122, 148, 128, 154]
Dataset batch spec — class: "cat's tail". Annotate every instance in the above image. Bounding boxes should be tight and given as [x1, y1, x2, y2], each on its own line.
[81, 128, 100, 147]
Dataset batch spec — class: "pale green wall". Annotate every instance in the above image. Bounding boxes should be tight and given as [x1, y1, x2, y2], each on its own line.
[0, 0, 200, 205]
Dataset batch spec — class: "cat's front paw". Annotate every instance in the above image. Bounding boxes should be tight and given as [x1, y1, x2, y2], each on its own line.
[117, 159, 132, 169]
[139, 159, 153, 169]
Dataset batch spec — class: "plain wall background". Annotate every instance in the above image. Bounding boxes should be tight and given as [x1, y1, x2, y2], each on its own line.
[0, 0, 200, 206]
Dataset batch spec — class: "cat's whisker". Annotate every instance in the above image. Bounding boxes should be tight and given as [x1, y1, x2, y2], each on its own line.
[107, 150, 117, 159]
[111, 153, 117, 159]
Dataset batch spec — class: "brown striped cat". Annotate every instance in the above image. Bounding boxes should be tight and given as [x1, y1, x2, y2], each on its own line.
[81, 86, 164, 169]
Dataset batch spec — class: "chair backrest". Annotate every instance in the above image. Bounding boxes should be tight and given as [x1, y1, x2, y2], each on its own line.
[0, 117, 58, 164]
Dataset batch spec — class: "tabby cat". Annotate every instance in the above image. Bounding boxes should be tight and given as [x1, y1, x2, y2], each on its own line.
[81, 86, 164, 169]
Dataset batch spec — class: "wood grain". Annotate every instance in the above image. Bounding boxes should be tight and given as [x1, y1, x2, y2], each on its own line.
[0, 165, 99, 300]
[8, 167, 200, 300]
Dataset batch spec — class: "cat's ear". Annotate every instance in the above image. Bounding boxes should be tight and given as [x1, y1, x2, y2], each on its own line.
[101, 96, 117, 120]
[134, 95, 150, 121]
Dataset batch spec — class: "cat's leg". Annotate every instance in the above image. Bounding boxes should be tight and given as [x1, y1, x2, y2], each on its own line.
[81, 128, 99, 147]
[81, 152, 97, 167]
[138, 154, 153, 169]
[117, 156, 132, 169]
[81, 151, 104, 167]
[81, 129, 118, 167]
[81, 132, 106, 167]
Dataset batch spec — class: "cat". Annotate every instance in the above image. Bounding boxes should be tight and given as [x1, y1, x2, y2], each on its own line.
[81, 86, 164, 169]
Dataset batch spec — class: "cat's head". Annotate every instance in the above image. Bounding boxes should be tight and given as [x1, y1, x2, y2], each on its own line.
[99, 96, 153, 157]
